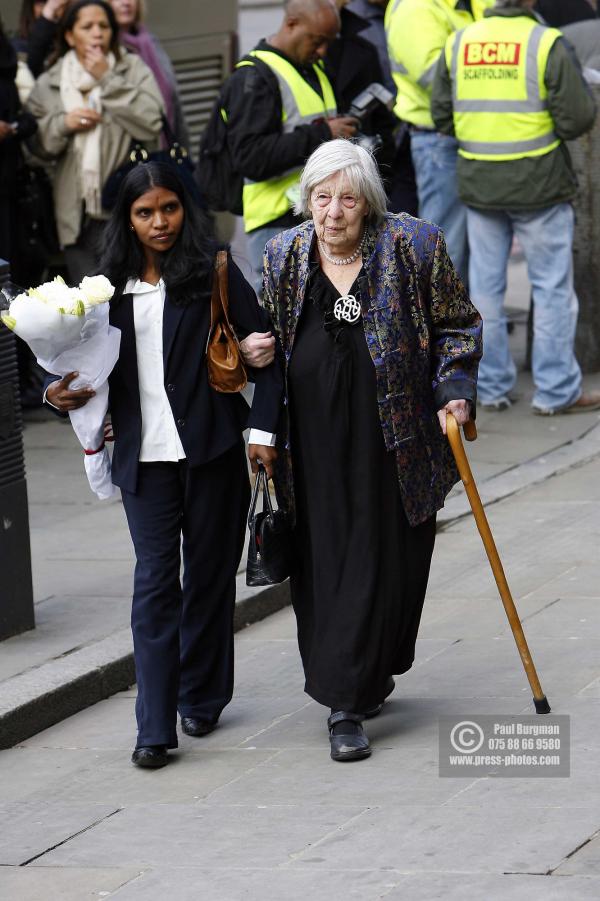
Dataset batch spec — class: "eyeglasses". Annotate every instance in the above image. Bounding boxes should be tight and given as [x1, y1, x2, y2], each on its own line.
[311, 192, 358, 210]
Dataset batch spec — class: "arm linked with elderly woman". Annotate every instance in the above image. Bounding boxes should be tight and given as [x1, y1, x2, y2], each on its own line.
[254, 138, 481, 763]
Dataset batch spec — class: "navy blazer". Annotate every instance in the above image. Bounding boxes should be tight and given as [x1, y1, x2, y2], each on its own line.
[108, 258, 283, 493]
[46, 258, 283, 495]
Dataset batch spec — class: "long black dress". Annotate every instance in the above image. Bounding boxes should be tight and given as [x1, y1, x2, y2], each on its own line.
[288, 265, 436, 714]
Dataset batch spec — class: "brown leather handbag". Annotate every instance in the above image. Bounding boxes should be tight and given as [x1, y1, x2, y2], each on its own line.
[206, 250, 248, 393]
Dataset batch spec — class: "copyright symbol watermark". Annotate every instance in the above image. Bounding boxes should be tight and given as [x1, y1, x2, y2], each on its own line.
[450, 721, 484, 754]
[440, 715, 570, 777]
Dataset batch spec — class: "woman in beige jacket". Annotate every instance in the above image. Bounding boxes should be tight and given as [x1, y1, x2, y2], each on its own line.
[27, 0, 163, 282]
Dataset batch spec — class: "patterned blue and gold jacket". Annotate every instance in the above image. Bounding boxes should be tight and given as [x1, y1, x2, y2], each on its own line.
[262, 213, 482, 526]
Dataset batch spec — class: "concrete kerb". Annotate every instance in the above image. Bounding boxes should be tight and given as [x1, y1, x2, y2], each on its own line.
[1, 421, 599, 750]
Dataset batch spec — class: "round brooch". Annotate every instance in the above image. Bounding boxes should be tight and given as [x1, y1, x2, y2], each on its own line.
[333, 294, 361, 325]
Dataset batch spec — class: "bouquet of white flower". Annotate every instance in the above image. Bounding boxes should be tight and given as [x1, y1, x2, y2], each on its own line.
[1, 275, 121, 499]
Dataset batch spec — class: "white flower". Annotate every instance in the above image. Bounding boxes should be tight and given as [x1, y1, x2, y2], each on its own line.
[1, 273, 116, 363]
[1, 293, 84, 359]
[79, 275, 115, 307]
[26, 277, 86, 316]
[0, 272, 120, 500]
[28, 276, 70, 310]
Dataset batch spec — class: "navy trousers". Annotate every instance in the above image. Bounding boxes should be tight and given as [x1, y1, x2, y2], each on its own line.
[120, 443, 250, 748]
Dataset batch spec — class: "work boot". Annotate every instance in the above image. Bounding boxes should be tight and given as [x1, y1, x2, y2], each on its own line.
[533, 391, 600, 416]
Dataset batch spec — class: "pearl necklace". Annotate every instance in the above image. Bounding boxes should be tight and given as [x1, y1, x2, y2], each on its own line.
[319, 234, 365, 266]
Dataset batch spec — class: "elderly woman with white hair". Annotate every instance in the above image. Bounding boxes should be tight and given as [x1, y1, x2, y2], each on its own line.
[260, 139, 482, 762]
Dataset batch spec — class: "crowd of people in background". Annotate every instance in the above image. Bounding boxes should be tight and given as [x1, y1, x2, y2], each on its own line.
[2, 0, 600, 410]
[1, 0, 188, 402]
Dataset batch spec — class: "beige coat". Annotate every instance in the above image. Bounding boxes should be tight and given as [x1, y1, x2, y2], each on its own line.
[27, 52, 164, 247]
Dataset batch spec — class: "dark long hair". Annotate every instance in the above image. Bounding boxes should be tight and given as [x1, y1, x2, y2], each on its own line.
[99, 162, 217, 306]
[18, 1, 38, 40]
[55, 0, 121, 60]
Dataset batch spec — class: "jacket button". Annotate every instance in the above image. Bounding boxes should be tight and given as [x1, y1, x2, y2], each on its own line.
[177, 418, 185, 427]
[167, 383, 175, 392]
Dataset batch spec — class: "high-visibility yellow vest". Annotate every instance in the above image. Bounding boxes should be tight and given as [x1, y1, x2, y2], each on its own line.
[238, 50, 337, 233]
[446, 15, 562, 161]
[385, 0, 493, 129]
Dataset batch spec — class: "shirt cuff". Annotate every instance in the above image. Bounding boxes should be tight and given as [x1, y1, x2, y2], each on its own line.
[248, 428, 276, 447]
[43, 382, 61, 410]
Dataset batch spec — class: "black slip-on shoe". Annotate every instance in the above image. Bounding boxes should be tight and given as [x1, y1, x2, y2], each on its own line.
[364, 676, 396, 719]
[328, 711, 371, 762]
[131, 746, 168, 769]
[181, 717, 216, 737]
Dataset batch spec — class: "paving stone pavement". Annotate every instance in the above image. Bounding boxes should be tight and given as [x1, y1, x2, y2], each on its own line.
[2, 253, 600, 896]
[1, 455, 599, 900]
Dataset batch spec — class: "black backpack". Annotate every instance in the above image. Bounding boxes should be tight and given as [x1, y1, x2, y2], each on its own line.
[195, 78, 243, 215]
[195, 57, 277, 216]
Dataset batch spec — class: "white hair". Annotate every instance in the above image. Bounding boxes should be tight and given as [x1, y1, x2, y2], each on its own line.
[294, 139, 388, 222]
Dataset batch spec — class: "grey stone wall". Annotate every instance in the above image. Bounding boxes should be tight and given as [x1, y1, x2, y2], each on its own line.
[570, 84, 600, 373]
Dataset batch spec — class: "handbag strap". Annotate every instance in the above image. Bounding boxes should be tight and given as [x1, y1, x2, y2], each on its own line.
[248, 464, 265, 527]
[210, 249, 232, 333]
[261, 465, 275, 517]
[126, 115, 187, 162]
[247, 463, 274, 528]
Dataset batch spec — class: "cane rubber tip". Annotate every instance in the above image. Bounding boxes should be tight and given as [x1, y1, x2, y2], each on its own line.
[534, 696, 551, 714]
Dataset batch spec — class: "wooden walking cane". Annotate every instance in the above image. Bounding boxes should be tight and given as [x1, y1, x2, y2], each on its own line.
[445, 412, 551, 714]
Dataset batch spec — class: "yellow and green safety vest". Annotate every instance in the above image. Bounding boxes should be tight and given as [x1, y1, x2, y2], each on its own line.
[446, 15, 562, 160]
[385, 0, 493, 129]
[237, 50, 337, 233]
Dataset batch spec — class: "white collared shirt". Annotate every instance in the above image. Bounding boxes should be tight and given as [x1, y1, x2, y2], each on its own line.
[127, 278, 276, 459]
[127, 277, 186, 462]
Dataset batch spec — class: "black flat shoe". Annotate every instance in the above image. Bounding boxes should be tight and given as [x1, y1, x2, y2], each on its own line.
[131, 745, 168, 769]
[364, 676, 396, 719]
[328, 711, 371, 762]
[181, 717, 216, 737]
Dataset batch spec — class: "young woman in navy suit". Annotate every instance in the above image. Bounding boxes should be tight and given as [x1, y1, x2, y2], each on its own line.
[46, 163, 282, 768]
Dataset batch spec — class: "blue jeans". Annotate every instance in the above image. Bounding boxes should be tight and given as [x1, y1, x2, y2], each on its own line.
[410, 132, 468, 284]
[246, 223, 287, 296]
[467, 204, 581, 411]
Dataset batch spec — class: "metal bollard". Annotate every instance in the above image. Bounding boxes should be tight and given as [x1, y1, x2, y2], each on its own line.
[0, 259, 35, 639]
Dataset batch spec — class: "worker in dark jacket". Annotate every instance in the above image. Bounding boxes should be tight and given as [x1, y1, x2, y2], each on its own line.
[225, 0, 358, 293]
[534, 0, 596, 27]
[432, 0, 598, 416]
[341, 0, 419, 216]
[346, 0, 396, 94]
[326, 0, 394, 108]
[324, 0, 401, 203]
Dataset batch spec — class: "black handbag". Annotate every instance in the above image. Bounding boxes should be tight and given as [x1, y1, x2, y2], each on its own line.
[246, 464, 293, 586]
[101, 116, 201, 210]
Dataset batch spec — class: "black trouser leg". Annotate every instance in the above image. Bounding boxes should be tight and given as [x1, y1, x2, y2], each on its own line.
[121, 463, 184, 749]
[178, 443, 250, 722]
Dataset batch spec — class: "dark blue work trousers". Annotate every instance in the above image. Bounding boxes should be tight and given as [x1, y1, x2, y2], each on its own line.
[120, 443, 250, 748]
